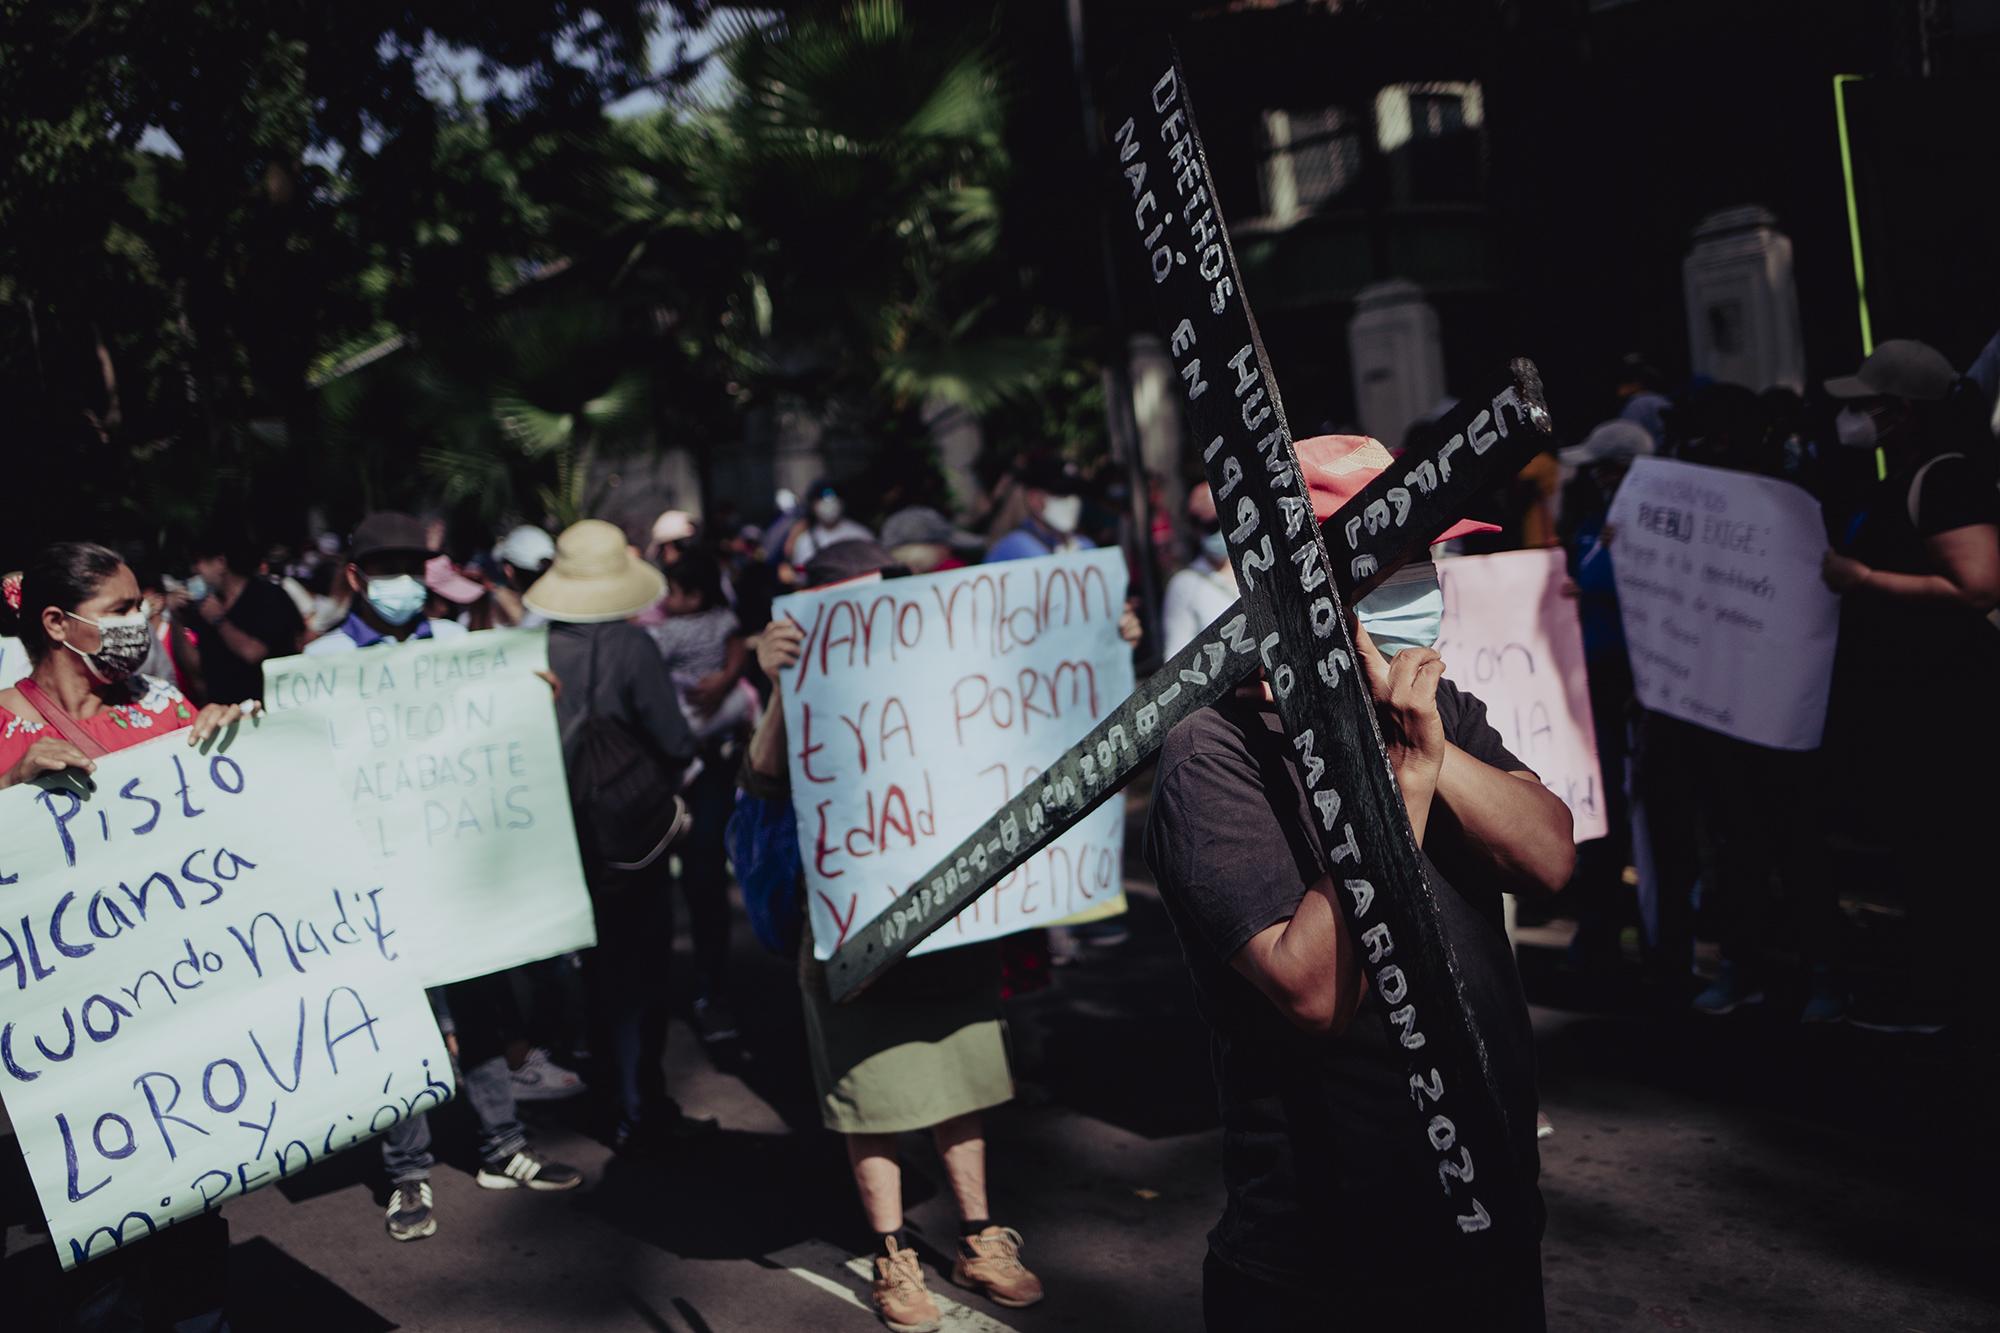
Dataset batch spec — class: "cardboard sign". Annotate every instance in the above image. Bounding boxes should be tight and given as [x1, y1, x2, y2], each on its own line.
[262, 629, 595, 986]
[1607, 458, 1839, 750]
[1436, 548, 1610, 842]
[776, 550, 1135, 959]
[0, 714, 450, 1268]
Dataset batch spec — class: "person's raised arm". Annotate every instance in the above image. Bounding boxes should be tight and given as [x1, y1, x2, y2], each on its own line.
[204, 613, 277, 668]
[1823, 523, 2000, 613]
[1353, 619, 1573, 893]
[748, 618, 804, 781]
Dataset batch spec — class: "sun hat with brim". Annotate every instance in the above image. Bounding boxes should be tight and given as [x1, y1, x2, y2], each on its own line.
[1295, 435, 1501, 543]
[424, 555, 486, 606]
[524, 519, 666, 623]
[351, 512, 437, 562]
[1558, 419, 1656, 468]
[1823, 338, 1956, 402]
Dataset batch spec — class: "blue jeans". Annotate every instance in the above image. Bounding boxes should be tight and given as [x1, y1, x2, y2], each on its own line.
[382, 1054, 525, 1181]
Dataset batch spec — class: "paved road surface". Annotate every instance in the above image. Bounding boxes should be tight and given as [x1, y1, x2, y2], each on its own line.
[6, 878, 1996, 1331]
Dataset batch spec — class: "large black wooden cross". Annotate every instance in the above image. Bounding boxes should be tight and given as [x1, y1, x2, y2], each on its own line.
[828, 36, 1553, 1248]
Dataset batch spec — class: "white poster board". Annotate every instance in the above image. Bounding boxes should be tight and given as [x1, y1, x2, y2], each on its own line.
[0, 714, 449, 1268]
[1607, 457, 1839, 750]
[1, 636, 25, 687]
[775, 550, 1135, 958]
[262, 628, 595, 985]
[1436, 548, 1609, 841]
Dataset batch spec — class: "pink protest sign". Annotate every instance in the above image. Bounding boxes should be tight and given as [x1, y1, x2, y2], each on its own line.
[1435, 548, 1610, 842]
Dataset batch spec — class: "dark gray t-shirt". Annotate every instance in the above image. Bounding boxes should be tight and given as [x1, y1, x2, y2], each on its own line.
[1144, 684, 1545, 1304]
[546, 621, 696, 773]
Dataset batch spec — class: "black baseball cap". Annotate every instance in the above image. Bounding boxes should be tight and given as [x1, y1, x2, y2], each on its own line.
[350, 512, 437, 561]
[805, 539, 906, 589]
[1021, 454, 1084, 497]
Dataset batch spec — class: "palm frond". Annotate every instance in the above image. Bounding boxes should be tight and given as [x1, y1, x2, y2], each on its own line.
[880, 335, 1064, 415]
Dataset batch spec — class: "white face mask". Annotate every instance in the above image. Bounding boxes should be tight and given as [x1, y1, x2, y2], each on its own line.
[813, 495, 845, 526]
[1041, 494, 1083, 535]
[1356, 564, 1443, 657]
[1833, 406, 1878, 448]
[364, 574, 428, 626]
[1200, 530, 1229, 565]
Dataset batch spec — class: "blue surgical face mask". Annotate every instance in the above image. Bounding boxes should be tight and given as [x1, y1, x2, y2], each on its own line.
[1356, 562, 1443, 657]
[365, 574, 428, 626]
[1200, 530, 1229, 565]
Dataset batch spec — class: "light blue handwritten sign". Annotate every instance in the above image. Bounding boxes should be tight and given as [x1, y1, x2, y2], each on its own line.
[775, 549, 1134, 959]
[0, 712, 450, 1268]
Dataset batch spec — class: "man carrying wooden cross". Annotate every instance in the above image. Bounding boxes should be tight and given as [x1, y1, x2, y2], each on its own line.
[1074, 34, 1575, 1326]
[1145, 434, 1573, 1331]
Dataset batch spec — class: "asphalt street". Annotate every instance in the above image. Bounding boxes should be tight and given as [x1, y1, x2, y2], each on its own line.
[5, 829, 1997, 1331]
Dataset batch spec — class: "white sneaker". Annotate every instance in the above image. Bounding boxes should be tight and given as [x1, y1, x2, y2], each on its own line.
[510, 1047, 587, 1101]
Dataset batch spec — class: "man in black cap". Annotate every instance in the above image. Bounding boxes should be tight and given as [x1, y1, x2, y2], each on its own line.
[305, 513, 585, 1243]
[305, 512, 469, 656]
[988, 455, 1091, 562]
[1819, 343, 2000, 1033]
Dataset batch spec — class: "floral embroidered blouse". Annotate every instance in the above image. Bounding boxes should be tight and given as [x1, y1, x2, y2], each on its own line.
[0, 674, 196, 772]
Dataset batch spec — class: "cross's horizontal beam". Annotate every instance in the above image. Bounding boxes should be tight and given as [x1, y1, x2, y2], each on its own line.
[825, 361, 1549, 1003]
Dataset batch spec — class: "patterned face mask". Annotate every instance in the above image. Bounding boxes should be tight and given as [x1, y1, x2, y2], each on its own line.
[64, 609, 153, 684]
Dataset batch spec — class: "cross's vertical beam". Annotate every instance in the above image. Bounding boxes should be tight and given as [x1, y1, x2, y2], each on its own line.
[1110, 37, 1527, 1245]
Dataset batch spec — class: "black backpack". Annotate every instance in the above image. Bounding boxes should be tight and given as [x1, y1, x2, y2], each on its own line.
[564, 631, 684, 873]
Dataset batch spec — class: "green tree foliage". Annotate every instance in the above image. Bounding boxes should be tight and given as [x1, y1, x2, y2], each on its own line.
[1, 0, 1114, 558]
[0, 0, 669, 560]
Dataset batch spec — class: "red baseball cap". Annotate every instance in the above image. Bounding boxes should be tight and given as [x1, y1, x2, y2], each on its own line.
[1295, 435, 1500, 544]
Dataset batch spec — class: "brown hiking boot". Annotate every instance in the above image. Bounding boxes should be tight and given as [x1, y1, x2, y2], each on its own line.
[871, 1237, 942, 1333]
[951, 1225, 1045, 1309]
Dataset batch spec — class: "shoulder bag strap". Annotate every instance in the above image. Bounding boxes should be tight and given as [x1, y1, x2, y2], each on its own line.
[13, 678, 114, 759]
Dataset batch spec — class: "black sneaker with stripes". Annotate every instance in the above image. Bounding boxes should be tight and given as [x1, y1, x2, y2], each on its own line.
[475, 1148, 584, 1192]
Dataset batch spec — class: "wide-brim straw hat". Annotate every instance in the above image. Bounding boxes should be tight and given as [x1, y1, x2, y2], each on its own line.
[524, 519, 666, 623]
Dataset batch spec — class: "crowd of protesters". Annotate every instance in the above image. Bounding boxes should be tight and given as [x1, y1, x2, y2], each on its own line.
[0, 444, 1146, 1332]
[1503, 341, 1999, 1036]
[1, 327, 1993, 1330]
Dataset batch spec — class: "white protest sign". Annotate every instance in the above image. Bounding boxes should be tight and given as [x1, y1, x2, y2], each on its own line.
[1436, 548, 1609, 841]
[1, 636, 25, 687]
[776, 550, 1136, 958]
[262, 628, 595, 986]
[0, 713, 450, 1268]
[1607, 457, 1839, 750]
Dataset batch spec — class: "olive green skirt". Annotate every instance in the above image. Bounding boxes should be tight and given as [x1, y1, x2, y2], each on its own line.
[798, 923, 1013, 1135]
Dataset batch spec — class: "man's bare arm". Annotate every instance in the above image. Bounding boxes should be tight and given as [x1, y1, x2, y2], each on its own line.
[1229, 878, 1365, 1036]
[1430, 746, 1576, 895]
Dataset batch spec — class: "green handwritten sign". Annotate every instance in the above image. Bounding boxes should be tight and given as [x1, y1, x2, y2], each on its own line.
[262, 629, 595, 987]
